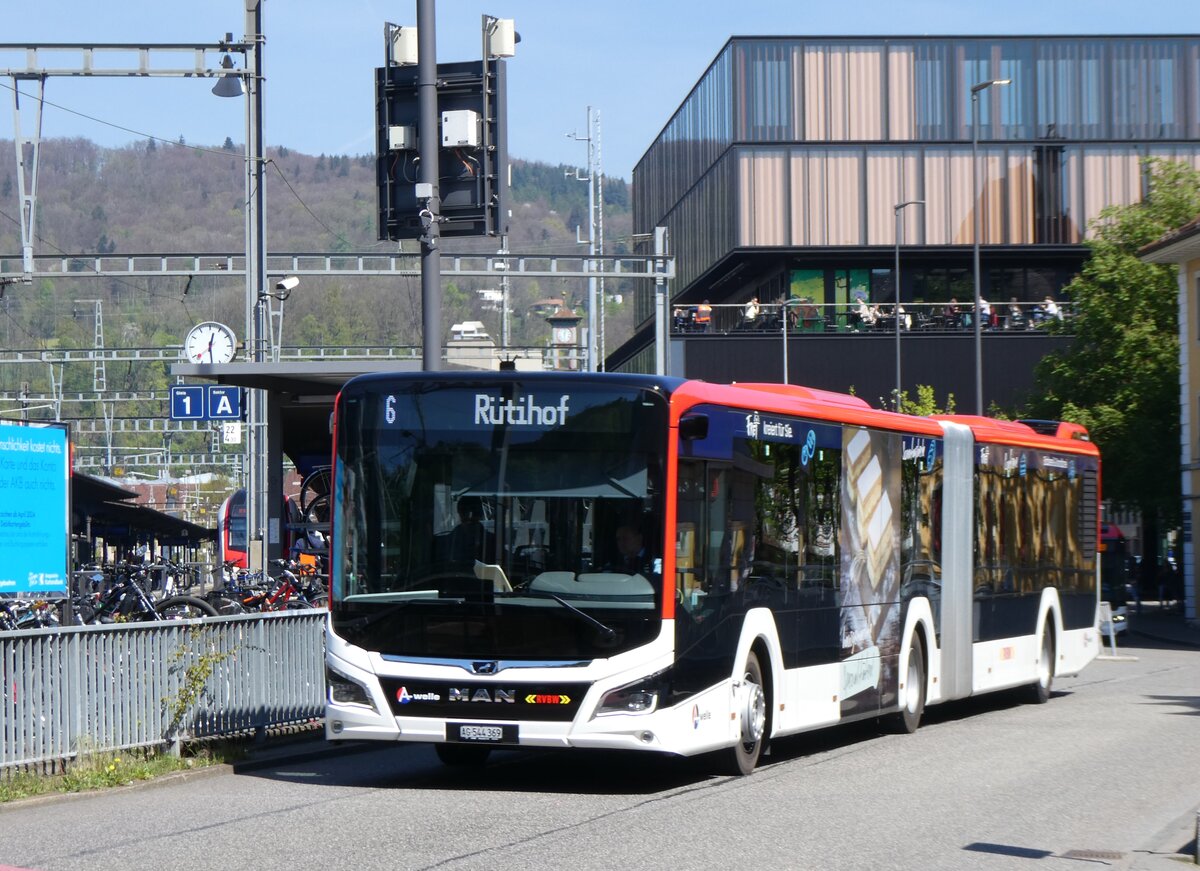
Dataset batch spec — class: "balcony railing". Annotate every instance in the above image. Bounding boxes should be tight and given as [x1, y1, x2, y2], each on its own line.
[672, 301, 1073, 336]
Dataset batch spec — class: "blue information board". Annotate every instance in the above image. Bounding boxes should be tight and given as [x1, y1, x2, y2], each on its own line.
[0, 421, 70, 594]
[207, 386, 243, 420]
[170, 385, 206, 420]
[170, 385, 242, 421]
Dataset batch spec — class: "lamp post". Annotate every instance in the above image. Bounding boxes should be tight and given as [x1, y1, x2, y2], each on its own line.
[212, 1, 268, 571]
[971, 77, 1010, 416]
[781, 298, 803, 384]
[893, 199, 924, 411]
[567, 107, 598, 371]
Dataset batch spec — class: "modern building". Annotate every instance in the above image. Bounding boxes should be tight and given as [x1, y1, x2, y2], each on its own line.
[1141, 214, 1200, 622]
[614, 35, 1200, 409]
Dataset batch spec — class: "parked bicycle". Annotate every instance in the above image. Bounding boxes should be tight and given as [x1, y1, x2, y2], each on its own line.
[216, 559, 325, 612]
[75, 563, 218, 623]
[0, 597, 61, 631]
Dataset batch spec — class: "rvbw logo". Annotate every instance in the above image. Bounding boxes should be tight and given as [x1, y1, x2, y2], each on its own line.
[745, 412, 761, 439]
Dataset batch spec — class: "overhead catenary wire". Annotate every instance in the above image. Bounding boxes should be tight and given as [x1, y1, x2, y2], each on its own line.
[0, 78, 371, 249]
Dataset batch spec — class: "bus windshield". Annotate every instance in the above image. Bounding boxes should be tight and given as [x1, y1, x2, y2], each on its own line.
[330, 378, 669, 660]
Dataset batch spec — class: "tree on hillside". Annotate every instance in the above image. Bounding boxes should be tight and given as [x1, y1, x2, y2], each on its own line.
[1029, 158, 1200, 575]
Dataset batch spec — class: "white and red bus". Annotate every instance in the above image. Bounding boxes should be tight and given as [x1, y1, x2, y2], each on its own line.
[324, 373, 1101, 773]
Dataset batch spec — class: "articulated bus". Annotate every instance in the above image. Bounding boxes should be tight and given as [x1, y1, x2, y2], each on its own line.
[324, 372, 1101, 773]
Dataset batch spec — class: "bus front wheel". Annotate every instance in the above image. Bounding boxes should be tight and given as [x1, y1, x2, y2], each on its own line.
[720, 650, 767, 776]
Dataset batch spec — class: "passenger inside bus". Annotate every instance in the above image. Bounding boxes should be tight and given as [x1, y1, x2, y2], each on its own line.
[447, 496, 490, 566]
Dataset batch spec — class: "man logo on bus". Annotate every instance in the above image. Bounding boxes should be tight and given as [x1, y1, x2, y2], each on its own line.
[745, 412, 761, 440]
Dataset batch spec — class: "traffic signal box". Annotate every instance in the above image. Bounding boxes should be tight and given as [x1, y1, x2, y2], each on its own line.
[375, 59, 509, 240]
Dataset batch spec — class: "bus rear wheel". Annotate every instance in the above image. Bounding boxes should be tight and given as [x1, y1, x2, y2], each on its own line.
[1028, 623, 1054, 704]
[888, 636, 925, 734]
[720, 650, 767, 776]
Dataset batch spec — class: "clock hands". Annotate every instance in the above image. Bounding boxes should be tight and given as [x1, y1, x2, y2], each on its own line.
[185, 322, 236, 364]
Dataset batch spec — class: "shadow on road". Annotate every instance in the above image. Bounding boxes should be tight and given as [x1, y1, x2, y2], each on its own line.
[1141, 693, 1200, 716]
[236, 685, 1062, 795]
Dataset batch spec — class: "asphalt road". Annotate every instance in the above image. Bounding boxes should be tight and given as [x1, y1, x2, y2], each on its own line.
[1, 635, 1196, 871]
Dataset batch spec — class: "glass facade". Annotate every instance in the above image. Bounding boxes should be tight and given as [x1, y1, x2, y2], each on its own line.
[631, 35, 1200, 332]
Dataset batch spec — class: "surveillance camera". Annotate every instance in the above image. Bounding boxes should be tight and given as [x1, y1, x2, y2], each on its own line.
[275, 276, 299, 293]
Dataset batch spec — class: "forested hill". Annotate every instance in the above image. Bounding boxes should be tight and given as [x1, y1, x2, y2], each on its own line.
[0, 137, 635, 353]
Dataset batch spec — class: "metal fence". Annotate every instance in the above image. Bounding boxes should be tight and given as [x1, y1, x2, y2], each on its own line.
[0, 611, 325, 772]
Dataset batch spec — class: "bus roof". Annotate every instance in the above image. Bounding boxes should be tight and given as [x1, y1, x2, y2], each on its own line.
[334, 371, 1097, 456]
[672, 380, 1099, 456]
[932, 415, 1099, 456]
[670, 380, 943, 437]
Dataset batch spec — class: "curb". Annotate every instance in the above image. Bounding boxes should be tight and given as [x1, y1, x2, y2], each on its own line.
[0, 761, 232, 814]
[1122, 805, 1200, 870]
[0, 732, 361, 813]
[1129, 627, 1200, 649]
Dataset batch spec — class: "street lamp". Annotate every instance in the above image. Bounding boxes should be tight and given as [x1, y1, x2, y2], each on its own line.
[971, 77, 1010, 416]
[894, 199, 924, 411]
[781, 298, 803, 385]
[213, 4, 268, 570]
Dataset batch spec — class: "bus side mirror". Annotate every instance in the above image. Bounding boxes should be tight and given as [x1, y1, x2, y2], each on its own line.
[679, 415, 709, 441]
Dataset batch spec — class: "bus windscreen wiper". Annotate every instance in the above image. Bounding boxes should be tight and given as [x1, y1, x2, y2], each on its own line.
[516, 591, 617, 640]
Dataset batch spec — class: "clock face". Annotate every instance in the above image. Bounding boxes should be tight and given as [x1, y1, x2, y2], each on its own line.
[553, 327, 574, 344]
[184, 322, 238, 364]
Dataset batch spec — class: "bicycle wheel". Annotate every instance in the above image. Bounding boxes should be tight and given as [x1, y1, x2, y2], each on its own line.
[304, 493, 330, 525]
[156, 596, 218, 619]
[299, 466, 331, 515]
[207, 595, 248, 615]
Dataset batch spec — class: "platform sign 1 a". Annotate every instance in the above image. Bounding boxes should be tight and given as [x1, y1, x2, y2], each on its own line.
[0, 420, 70, 595]
[170, 385, 243, 421]
[170, 385, 206, 420]
[208, 386, 242, 420]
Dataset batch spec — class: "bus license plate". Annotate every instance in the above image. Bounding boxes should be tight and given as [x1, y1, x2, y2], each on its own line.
[448, 722, 517, 744]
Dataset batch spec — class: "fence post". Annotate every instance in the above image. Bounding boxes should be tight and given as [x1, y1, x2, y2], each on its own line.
[254, 613, 267, 742]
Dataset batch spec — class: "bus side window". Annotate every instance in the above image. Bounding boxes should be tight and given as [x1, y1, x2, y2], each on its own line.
[706, 468, 728, 594]
[676, 522, 696, 596]
[803, 447, 840, 602]
[676, 461, 707, 609]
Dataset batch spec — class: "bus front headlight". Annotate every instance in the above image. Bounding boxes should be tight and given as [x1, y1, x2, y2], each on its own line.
[594, 673, 665, 717]
[326, 666, 377, 713]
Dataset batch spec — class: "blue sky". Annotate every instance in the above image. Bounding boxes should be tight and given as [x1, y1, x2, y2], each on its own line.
[2, 1, 1197, 181]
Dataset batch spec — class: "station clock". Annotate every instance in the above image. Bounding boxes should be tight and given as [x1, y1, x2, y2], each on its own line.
[183, 321, 238, 364]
